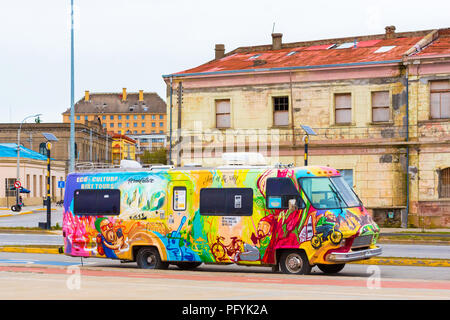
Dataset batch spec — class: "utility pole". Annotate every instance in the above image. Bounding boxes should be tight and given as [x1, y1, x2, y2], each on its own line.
[69, 0, 76, 172]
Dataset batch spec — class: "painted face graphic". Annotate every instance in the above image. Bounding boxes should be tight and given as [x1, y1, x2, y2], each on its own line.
[257, 220, 271, 238]
[100, 220, 116, 243]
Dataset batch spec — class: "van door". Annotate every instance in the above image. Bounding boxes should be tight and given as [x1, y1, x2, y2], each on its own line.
[167, 180, 193, 261]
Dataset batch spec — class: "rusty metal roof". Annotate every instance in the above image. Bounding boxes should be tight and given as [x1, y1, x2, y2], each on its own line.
[165, 28, 450, 78]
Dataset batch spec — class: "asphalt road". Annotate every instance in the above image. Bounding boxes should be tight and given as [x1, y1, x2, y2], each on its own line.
[0, 252, 449, 300]
[1, 232, 449, 259]
[0, 208, 63, 228]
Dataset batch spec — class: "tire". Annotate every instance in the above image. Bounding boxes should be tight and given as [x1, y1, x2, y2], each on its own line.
[175, 262, 202, 270]
[136, 247, 168, 270]
[317, 263, 346, 274]
[279, 250, 311, 275]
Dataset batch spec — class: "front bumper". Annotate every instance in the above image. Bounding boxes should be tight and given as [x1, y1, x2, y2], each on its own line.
[326, 247, 382, 262]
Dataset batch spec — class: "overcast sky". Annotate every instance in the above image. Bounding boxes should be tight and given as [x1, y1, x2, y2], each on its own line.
[0, 0, 449, 124]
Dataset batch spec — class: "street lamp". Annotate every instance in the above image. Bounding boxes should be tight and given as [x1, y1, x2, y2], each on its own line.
[300, 125, 317, 166]
[39, 133, 58, 230]
[14, 113, 42, 212]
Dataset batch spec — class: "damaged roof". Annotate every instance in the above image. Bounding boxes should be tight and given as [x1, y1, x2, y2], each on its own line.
[165, 27, 450, 78]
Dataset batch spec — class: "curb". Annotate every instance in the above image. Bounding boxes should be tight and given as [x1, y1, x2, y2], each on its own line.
[0, 247, 61, 255]
[350, 257, 450, 268]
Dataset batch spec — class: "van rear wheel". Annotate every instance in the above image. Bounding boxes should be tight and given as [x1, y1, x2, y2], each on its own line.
[317, 263, 346, 274]
[175, 262, 202, 270]
[279, 250, 311, 275]
[136, 247, 168, 270]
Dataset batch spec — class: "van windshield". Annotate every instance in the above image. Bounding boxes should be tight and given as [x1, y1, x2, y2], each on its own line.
[299, 176, 361, 209]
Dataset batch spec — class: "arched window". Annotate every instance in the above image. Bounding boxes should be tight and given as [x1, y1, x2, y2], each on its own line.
[39, 143, 47, 155]
[439, 168, 450, 198]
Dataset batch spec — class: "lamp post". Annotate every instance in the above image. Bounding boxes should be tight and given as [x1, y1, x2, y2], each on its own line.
[39, 133, 58, 230]
[69, 0, 75, 173]
[300, 125, 317, 166]
[14, 114, 42, 212]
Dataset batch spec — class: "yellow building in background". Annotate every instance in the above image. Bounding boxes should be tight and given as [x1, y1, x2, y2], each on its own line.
[111, 133, 137, 165]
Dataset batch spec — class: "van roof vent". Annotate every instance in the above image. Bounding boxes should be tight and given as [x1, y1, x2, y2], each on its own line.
[221, 152, 267, 166]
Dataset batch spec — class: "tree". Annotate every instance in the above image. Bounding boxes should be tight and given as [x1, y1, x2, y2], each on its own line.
[141, 148, 167, 165]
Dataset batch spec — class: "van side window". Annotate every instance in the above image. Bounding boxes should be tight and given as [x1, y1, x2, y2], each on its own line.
[266, 177, 304, 209]
[200, 188, 253, 216]
[173, 186, 187, 211]
[74, 189, 120, 215]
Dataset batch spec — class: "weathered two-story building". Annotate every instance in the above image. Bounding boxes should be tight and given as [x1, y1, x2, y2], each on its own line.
[163, 26, 450, 228]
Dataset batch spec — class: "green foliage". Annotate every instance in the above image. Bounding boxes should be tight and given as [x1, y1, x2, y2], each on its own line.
[141, 148, 167, 165]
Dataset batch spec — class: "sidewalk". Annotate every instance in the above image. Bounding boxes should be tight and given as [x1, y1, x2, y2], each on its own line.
[0, 205, 57, 217]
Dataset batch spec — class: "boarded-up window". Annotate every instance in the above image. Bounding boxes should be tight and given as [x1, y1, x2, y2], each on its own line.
[273, 96, 289, 126]
[335, 93, 352, 124]
[216, 99, 231, 128]
[439, 168, 450, 198]
[430, 80, 450, 119]
[372, 91, 390, 122]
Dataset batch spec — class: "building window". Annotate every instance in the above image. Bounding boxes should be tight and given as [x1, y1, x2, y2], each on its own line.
[133, 122, 137, 127]
[126, 115, 130, 120]
[118, 115, 122, 120]
[102, 115, 106, 120]
[141, 123, 144, 127]
[118, 123, 122, 128]
[4, 178, 16, 197]
[76, 116, 80, 120]
[215, 99, 231, 128]
[159, 122, 163, 127]
[39, 142, 47, 155]
[110, 115, 114, 120]
[126, 123, 129, 128]
[152, 115, 156, 120]
[159, 130, 163, 133]
[160, 115, 164, 119]
[133, 130, 137, 134]
[273, 96, 289, 126]
[430, 80, 450, 119]
[337, 169, 354, 187]
[200, 188, 253, 216]
[110, 123, 114, 128]
[141, 115, 145, 120]
[439, 168, 450, 198]
[141, 130, 145, 134]
[134, 115, 138, 120]
[152, 122, 156, 127]
[84, 116, 88, 120]
[372, 91, 390, 122]
[335, 93, 352, 124]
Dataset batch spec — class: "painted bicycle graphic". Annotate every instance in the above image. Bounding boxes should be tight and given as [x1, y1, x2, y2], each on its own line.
[211, 236, 244, 262]
[311, 225, 343, 249]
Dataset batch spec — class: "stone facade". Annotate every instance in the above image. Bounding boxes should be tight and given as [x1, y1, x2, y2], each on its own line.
[163, 27, 450, 227]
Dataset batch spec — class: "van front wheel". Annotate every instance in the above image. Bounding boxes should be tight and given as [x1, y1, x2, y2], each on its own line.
[136, 247, 168, 270]
[317, 263, 346, 274]
[279, 250, 311, 275]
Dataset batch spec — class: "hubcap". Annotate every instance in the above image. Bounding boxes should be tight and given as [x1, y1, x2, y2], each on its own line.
[146, 254, 155, 266]
[286, 254, 303, 273]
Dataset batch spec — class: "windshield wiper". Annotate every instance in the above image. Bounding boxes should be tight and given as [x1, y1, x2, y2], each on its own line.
[329, 182, 347, 214]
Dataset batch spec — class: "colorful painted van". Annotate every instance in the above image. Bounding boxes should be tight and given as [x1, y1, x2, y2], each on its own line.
[62, 164, 382, 274]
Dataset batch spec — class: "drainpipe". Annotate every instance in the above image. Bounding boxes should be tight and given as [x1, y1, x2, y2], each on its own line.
[405, 65, 409, 229]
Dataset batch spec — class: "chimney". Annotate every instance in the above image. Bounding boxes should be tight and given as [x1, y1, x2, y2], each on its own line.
[139, 90, 144, 102]
[122, 88, 127, 101]
[272, 33, 283, 50]
[215, 44, 225, 60]
[84, 90, 90, 102]
[385, 26, 396, 39]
